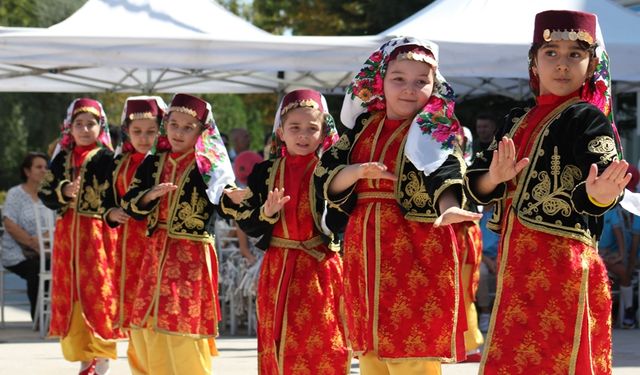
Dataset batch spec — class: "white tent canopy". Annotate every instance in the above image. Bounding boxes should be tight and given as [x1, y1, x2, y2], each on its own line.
[383, 0, 640, 99]
[0, 0, 380, 93]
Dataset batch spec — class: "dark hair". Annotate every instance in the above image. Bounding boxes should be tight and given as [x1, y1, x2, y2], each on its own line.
[475, 112, 497, 125]
[527, 40, 598, 96]
[20, 152, 48, 182]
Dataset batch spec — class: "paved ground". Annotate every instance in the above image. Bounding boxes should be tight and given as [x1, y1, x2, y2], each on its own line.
[1, 273, 639, 374]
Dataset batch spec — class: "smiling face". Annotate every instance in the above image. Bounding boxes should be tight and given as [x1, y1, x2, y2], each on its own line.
[165, 111, 203, 153]
[70, 112, 101, 147]
[127, 119, 159, 154]
[277, 107, 323, 157]
[383, 59, 435, 120]
[532, 39, 592, 97]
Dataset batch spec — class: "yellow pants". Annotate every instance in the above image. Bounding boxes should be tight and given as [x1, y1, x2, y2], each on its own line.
[129, 326, 216, 375]
[60, 302, 117, 362]
[462, 264, 484, 352]
[359, 352, 442, 375]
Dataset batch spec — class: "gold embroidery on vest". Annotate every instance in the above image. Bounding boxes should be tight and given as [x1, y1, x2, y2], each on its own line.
[401, 171, 431, 210]
[314, 164, 327, 177]
[522, 146, 582, 218]
[587, 136, 616, 164]
[80, 175, 109, 212]
[173, 188, 209, 232]
[330, 135, 350, 159]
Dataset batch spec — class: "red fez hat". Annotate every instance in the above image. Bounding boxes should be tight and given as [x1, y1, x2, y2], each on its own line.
[233, 151, 263, 186]
[280, 89, 325, 117]
[72, 98, 102, 119]
[534, 10, 596, 45]
[627, 165, 639, 192]
[125, 99, 164, 123]
[168, 93, 210, 124]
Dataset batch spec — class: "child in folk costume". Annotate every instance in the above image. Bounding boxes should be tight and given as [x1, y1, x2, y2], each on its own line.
[221, 89, 351, 375]
[103, 96, 168, 374]
[451, 127, 484, 361]
[464, 10, 630, 374]
[314, 37, 481, 375]
[39, 98, 120, 375]
[121, 94, 235, 375]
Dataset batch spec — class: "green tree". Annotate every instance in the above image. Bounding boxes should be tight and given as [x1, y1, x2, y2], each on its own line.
[0, 96, 28, 189]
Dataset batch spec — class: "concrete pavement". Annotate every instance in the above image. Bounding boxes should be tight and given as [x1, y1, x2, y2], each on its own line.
[1, 272, 639, 374]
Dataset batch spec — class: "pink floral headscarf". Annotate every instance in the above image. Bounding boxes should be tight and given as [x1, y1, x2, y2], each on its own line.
[341, 36, 463, 176]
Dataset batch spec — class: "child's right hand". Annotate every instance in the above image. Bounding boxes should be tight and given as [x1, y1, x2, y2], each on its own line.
[145, 183, 178, 201]
[62, 176, 81, 199]
[356, 162, 398, 181]
[487, 137, 529, 185]
[262, 188, 290, 217]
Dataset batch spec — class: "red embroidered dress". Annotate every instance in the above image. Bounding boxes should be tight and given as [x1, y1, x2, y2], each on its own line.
[112, 152, 148, 329]
[467, 93, 614, 374]
[339, 116, 466, 361]
[45, 145, 120, 339]
[126, 151, 220, 337]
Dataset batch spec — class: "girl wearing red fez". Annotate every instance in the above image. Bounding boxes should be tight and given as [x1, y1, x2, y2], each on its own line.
[221, 89, 351, 375]
[39, 98, 119, 375]
[121, 93, 235, 375]
[103, 96, 168, 374]
[314, 37, 481, 374]
[464, 10, 630, 374]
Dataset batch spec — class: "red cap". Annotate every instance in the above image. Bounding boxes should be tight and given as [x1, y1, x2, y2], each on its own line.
[388, 44, 437, 67]
[627, 165, 639, 192]
[280, 89, 324, 117]
[125, 99, 164, 123]
[168, 93, 209, 124]
[233, 151, 263, 186]
[533, 10, 596, 45]
[72, 98, 102, 120]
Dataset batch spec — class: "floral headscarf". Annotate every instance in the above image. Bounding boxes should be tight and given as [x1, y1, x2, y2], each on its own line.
[462, 126, 473, 166]
[116, 96, 169, 156]
[269, 89, 339, 160]
[341, 36, 463, 176]
[53, 98, 112, 158]
[161, 93, 235, 204]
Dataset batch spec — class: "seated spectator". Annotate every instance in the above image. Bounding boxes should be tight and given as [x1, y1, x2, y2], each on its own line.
[1, 152, 52, 319]
[476, 202, 500, 332]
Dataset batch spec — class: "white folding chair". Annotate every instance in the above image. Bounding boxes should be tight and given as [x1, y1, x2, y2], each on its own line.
[1, 203, 30, 327]
[33, 202, 55, 337]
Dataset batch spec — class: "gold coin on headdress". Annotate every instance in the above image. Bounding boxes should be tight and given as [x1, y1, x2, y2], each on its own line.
[543, 29, 551, 41]
[568, 31, 578, 41]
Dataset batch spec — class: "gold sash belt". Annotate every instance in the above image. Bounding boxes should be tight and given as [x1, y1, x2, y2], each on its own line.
[270, 235, 326, 261]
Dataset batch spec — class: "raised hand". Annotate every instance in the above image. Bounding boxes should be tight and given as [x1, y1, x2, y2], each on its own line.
[263, 188, 291, 217]
[142, 183, 178, 205]
[585, 159, 631, 205]
[223, 188, 248, 205]
[357, 162, 398, 181]
[487, 137, 529, 185]
[62, 176, 81, 199]
[107, 208, 130, 224]
[433, 206, 483, 227]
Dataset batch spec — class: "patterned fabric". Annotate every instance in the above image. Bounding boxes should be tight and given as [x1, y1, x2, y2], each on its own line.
[113, 153, 148, 329]
[54, 98, 112, 158]
[341, 36, 463, 176]
[160, 94, 235, 204]
[1, 185, 51, 267]
[481, 211, 611, 374]
[256, 154, 350, 374]
[129, 152, 220, 337]
[268, 89, 339, 160]
[340, 116, 465, 361]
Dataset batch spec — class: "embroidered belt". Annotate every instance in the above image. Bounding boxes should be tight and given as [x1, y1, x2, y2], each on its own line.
[157, 222, 168, 229]
[357, 191, 396, 201]
[269, 235, 327, 261]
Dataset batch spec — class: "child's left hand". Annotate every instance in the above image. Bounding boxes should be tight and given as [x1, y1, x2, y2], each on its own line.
[433, 207, 482, 227]
[585, 160, 631, 205]
[224, 188, 248, 205]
